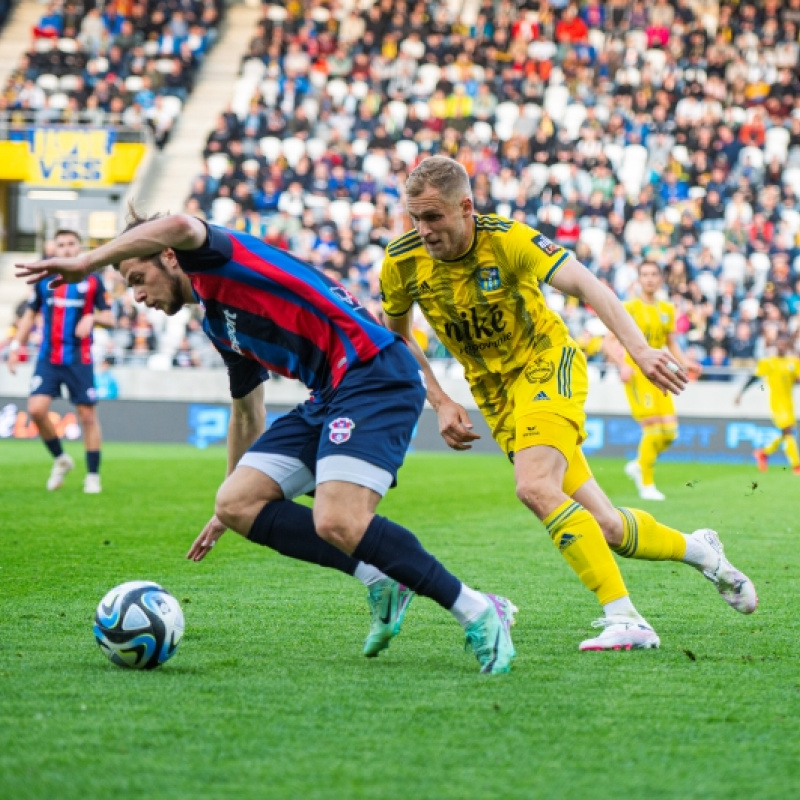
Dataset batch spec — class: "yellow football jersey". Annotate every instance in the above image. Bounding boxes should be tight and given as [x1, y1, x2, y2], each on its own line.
[380, 215, 575, 410]
[623, 297, 675, 366]
[755, 355, 800, 422]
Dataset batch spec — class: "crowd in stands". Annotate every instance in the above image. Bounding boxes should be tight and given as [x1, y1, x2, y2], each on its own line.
[178, 0, 800, 376]
[4, 0, 800, 380]
[1, 0, 225, 146]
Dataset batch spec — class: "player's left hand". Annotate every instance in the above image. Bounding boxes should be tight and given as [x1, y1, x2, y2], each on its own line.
[187, 515, 227, 561]
[437, 398, 481, 451]
[633, 347, 687, 395]
[15, 255, 91, 287]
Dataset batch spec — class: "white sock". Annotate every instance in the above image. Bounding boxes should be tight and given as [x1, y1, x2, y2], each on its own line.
[353, 562, 386, 587]
[449, 584, 489, 627]
[603, 596, 639, 620]
[681, 534, 711, 570]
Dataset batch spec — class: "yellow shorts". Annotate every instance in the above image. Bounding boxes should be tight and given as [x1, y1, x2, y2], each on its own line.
[624, 367, 676, 421]
[481, 345, 593, 494]
[771, 405, 796, 430]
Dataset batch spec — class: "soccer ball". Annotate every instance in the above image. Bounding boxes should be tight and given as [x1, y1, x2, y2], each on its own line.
[93, 581, 185, 670]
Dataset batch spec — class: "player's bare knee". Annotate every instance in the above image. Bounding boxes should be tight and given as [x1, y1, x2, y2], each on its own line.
[598, 510, 624, 546]
[515, 475, 561, 519]
[313, 507, 363, 553]
[214, 483, 253, 535]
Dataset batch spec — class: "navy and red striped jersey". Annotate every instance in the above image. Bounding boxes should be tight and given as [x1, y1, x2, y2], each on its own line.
[27, 274, 109, 365]
[174, 223, 400, 398]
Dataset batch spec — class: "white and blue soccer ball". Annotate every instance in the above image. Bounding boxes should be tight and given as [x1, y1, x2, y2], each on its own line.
[94, 581, 185, 670]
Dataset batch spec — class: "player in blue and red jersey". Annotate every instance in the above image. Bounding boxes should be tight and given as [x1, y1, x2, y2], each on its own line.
[8, 229, 114, 493]
[16, 210, 517, 674]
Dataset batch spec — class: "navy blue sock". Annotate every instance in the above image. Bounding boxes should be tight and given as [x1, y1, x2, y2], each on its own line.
[247, 500, 358, 575]
[44, 437, 63, 458]
[352, 515, 462, 609]
[86, 451, 101, 474]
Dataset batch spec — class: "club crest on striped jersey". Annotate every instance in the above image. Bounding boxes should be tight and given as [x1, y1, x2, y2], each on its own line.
[331, 285, 363, 309]
[329, 417, 355, 444]
[477, 267, 501, 292]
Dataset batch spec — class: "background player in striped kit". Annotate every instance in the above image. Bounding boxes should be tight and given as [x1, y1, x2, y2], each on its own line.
[7, 229, 114, 493]
[16, 210, 517, 675]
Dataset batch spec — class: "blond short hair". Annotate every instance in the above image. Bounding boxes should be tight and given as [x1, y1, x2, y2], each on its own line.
[406, 156, 472, 205]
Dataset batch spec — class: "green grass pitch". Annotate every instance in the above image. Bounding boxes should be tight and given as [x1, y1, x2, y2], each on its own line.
[1, 441, 799, 799]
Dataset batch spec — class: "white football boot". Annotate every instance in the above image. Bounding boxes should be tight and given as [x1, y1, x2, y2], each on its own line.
[689, 529, 758, 614]
[639, 484, 666, 501]
[84, 473, 102, 494]
[47, 453, 75, 491]
[579, 615, 661, 651]
[624, 459, 644, 491]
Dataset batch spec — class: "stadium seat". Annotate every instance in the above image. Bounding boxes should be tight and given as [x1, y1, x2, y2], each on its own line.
[417, 63, 441, 93]
[326, 79, 348, 105]
[700, 230, 726, 261]
[36, 74, 59, 92]
[780, 208, 800, 235]
[301, 96, 319, 122]
[739, 146, 764, 170]
[579, 227, 607, 260]
[526, 162, 550, 190]
[156, 58, 175, 74]
[495, 101, 520, 127]
[159, 95, 183, 120]
[562, 104, 587, 140]
[387, 100, 408, 129]
[395, 139, 419, 165]
[765, 127, 790, 163]
[494, 121, 515, 141]
[604, 143, 624, 170]
[265, 4, 288, 21]
[258, 136, 282, 163]
[241, 58, 266, 82]
[59, 74, 82, 92]
[362, 153, 390, 182]
[722, 253, 747, 285]
[471, 120, 494, 145]
[57, 38, 78, 53]
[305, 137, 327, 162]
[259, 78, 279, 107]
[645, 48, 667, 74]
[211, 196, 237, 226]
[206, 153, 230, 180]
[281, 137, 306, 168]
[544, 85, 569, 123]
[350, 80, 369, 100]
[697, 271, 719, 303]
[48, 92, 69, 109]
[671, 145, 690, 165]
[782, 167, 800, 195]
[549, 162, 572, 184]
[125, 75, 144, 92]
[351, 138, 368, 156]
[328, 199, 352, 229]
[412, 100, 430, 120]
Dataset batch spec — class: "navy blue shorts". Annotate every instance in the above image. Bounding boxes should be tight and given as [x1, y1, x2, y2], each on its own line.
[249, 342, 426, 481]
[31, 361, 98, 406]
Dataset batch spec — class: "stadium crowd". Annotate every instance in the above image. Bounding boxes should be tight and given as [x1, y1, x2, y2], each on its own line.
[4, 0, 800, 375]
[1, 0, 225, 146]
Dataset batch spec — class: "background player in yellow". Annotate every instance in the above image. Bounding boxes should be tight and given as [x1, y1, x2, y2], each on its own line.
[734, 334, 800, 474]
[381, 156, 757, 652]
[605, 260, 702, 501]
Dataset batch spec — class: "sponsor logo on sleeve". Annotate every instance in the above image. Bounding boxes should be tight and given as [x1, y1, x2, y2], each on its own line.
[532, 234, 561, 256]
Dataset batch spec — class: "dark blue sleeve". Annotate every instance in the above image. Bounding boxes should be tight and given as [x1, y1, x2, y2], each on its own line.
[212, 340, 270, 399]
[172, 220, 232, 273]
[91, 275, 110, 311]
[27, 283, 43, 313]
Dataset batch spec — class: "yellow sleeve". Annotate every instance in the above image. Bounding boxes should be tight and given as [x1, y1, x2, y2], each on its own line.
[754, 359, 767, 378]
[510, 222, 571, 284]
[379, 253, 413, 318]
[665, 302, 676, 335]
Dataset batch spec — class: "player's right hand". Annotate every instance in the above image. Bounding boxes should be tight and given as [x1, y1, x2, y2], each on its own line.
[15, 255, 92, 287]
[187, 515, 227, 561]
[6, 350, 18, 375]
[437, 399, 481, 451]
[619, 363, 634, 383]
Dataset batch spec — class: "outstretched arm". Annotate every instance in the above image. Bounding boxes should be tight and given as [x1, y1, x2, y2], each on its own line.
[550, 257, 686, 394]
[734, 374, 760, 405]
[384, 310, 480, 450]
[15, 215, 208, 287]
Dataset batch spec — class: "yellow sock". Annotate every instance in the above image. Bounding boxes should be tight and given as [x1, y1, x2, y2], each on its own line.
[638, 425, 662, 486]
[659, 422, 678, 452]
[763, 434, 783, 456]
[613, 507, 687, 561]
[543, 500, 629, 605]
[784, 435, 800, 468]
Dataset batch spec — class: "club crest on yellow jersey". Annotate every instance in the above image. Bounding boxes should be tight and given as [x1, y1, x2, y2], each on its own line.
[477, 267, 501, 291]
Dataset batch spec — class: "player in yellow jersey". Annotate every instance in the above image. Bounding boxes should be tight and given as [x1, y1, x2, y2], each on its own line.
[734, 334, 800, 474]
[381, 156, 757, 652]
[605, 260, 702, 501]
